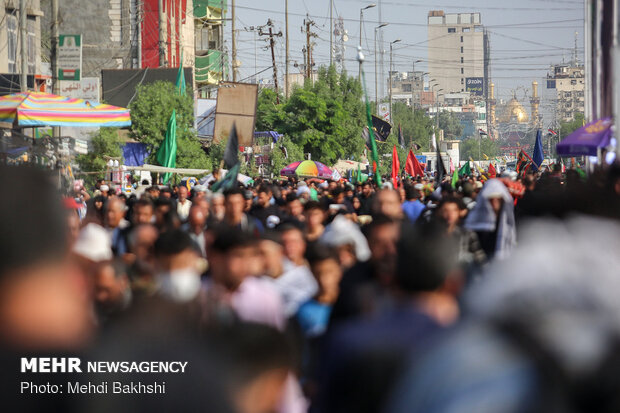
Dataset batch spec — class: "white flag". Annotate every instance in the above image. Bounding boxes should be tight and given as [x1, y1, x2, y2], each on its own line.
[431, 133, 437, 151]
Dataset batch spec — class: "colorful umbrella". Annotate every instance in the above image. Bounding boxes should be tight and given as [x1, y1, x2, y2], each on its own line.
[0, 91, 131, 128]
[280, 160, 333, 179]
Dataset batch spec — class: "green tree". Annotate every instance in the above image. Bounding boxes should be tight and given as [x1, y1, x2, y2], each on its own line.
[255, 66, 366, 165]
[459, 137, 499, 161]
[75, 128, 122, 189]
[391, 102, 434, 151]
[129, 81, 210, 170]
[266, 137, 304, 177]
[559, 112, 585, 137]
[436, 111, 464, 139]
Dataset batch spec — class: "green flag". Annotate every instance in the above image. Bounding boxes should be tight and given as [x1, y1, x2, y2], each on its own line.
[156, 110, 177, 184]
[355, 163, 362, 184]
[451, 169, 459, 189]
[175, 53, 186, 95]
[458, 161, 471, 177]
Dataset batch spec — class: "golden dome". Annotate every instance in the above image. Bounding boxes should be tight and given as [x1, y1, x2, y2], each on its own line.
[499, 97, 529, 124]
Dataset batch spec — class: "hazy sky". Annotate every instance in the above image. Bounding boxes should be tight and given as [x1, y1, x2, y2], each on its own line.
[232, 0, 584, 127]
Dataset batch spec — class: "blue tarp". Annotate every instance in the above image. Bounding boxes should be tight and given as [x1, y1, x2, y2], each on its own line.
[254, 131, 283, 143]
[123, 142, 150, 166]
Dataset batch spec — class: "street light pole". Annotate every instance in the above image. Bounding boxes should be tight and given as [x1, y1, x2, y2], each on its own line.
[359, 4, 376, 79]
[389, 39, 401, 125]
[374, 23, 388, 114]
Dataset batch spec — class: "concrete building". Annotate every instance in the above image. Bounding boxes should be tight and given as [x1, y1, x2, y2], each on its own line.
[427, 10, 489, 99]
[0, 1, 46, 93]
[194, 0, 226, 97]
[428, 92, 487, 139]
[546, 63, 585, 122]
[41, 0, 195, 81]
[389, 70, 425, 107]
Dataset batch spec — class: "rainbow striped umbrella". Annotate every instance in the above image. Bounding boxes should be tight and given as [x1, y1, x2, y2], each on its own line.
[280, 160, 333, 179]
[0, 91, 131, 128]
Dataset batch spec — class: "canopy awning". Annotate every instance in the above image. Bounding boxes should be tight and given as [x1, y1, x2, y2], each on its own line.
[556, 118, 613, 157]
[124, 164, 210, 175]
[0, 91, 131, 128]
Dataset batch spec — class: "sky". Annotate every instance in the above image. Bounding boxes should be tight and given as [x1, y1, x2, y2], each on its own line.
[231, 0, 585, 127]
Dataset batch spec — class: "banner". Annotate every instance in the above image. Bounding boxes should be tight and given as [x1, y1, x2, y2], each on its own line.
[465, 77, 484, 96]
[58, 34, 82, 81]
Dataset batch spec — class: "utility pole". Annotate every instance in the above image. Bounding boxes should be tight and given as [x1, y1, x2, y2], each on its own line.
[158, 0, 166, 67]
[303, 16, 317, 81]
[19, 0, 27, 91]
[51, 0, 59, 94]
[231, 0, 237, 81]
[259, 20, 282, 103]
[285, 0, 289, 96]
[329, 0, 333, 67]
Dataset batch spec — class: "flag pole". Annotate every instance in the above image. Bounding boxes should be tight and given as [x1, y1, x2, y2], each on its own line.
[357, 46, 382, 186]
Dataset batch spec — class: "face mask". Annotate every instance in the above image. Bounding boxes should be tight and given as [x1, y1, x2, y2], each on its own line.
[158, 268, 201, 303]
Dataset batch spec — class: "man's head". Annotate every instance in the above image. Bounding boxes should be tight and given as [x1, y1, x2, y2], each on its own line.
[93, 260, 131, 315]
[285, 193, 304, 220]
[258, 233, 285, 278]
[304, 201, 326, 230]
[279, 224, 306, 266]
[178, 185, 189, 202]
[154, 230, 202, 302]
[372, 189, 404, 220]
[209, 227, 258, 291]
[211, 192, 226, 221]
[363, 215, 401, 285]
[106, 197, 126, 228]
[0, 166, 92, 350]
[146, 185, 160, 198]
[224, 188, 246, 225]
[256, 185, 272, 208]
[132, 198, 154, 225]
[188, 204, 207, 232]
[404, 184, 422, 201]
[361, 182, 373, 198]
[306, 244, 342, 304]
[436, 196, 466, 228]
[128, 224, 159, 263]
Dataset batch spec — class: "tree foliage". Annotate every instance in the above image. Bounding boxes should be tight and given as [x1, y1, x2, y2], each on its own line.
[255, 66, 365, 165]
[391, 102, 434, 152]
[75, 128, 123, 189]
[129, 81, 210, 170]
[459, 137, 499, 161]
[436, 111, 464, 139]
[559, 112, 585, 138]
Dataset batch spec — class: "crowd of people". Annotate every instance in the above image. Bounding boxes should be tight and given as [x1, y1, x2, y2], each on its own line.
[2, 162, 620, 413]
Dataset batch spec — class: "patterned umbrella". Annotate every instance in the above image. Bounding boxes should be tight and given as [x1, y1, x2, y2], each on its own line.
[280, 160, 333, 179]
[0, 91, 131, 128]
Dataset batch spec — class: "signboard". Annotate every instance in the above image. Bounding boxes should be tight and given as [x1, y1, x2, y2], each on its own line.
[546, 79, 556, 89]
[378, 103, 390, 122]
[465, 77, 484, 96]
[59, 77, 100, 101]
[58, 35, 82, 80]
[213, 82, 258, 146]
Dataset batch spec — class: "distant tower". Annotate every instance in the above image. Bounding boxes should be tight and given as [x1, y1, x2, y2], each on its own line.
[489, 82, 497, 128]
[530, 80, 540, 128]
[333, 17, 347, 73]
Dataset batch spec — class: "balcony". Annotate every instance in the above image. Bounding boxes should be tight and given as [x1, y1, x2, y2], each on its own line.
[195, 51, 226, 85]
[194, 0, 227, 20]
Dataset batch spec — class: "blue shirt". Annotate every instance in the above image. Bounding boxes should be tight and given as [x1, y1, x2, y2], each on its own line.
[296, 299, 332, 338]
[402, 200, 426, 222]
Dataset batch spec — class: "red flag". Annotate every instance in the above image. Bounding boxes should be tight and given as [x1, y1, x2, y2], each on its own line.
[488, 162, 497, 178]
[405, 150, 424, 177]
[391, 145, 400, 188]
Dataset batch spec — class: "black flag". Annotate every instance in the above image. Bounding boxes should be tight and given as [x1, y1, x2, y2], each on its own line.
[223, 123, 239, 169]
[371, 115, 392, 141]
[435, 142, 446, 184]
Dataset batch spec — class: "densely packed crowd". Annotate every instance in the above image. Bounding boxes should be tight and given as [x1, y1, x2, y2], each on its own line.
[2, 163, 620, 413]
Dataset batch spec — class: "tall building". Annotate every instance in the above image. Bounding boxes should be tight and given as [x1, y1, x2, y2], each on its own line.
[194, 0, 227, 97]
[427, 11, 489, 100]
[0, 1, 47, 94]
[546, 63, 585, 122]
[389, 71, 425, 108]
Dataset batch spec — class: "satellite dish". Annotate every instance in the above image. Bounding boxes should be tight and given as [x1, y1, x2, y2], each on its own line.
[343, 34, 349, 42]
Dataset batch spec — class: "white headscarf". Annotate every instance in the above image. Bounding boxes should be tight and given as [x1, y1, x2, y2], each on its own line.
[464, 179, 516, 260]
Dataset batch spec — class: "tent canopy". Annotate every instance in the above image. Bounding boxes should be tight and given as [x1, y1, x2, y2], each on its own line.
[125, 164, 210, 175]
[0, 91, 131, 128]
[556, 118, 613, 157]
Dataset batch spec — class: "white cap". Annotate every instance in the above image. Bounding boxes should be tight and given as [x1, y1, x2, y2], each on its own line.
[100, 184, 109, 192]
[72, 223, 112, 262]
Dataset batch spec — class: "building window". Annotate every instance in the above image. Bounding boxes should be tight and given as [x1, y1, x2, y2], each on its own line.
[403, 83, 412, 92]
[7, 12, 17, 73]
[460, 57, 464, 63]
[460, 67, 464, 74]
[448, 28, 456, 33]
[460, 36, 463, 42]
[195, 24, 221, 53]
[461, 78, 464, 84]
[460, 46, 464, 53]
[463, 27, 470, 32]
[571, 79, 577, 85]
